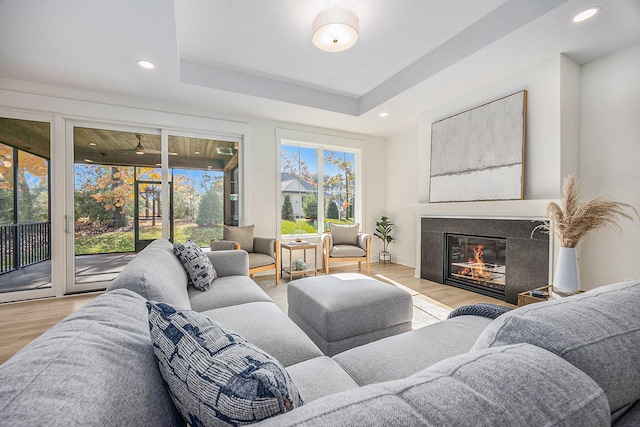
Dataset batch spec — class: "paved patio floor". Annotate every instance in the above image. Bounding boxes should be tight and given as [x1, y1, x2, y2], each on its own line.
[0, 253, 136, 294]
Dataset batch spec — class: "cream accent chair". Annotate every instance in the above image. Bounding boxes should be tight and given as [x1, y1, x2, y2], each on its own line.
[321, 223, 371, 275]
[210, 225, 280, 285]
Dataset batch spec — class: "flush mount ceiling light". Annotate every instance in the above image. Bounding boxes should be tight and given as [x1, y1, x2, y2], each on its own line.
[312, 8, 359, 52]
[573, 6, 600, 23]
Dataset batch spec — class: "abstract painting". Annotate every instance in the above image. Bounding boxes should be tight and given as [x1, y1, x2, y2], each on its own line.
[429, 90, 527, 202]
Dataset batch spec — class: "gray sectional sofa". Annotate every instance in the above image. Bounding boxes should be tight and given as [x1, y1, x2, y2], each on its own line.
[1, 238, 639, 426]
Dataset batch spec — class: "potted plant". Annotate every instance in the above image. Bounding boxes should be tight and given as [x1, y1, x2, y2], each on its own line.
[374, 216, 395, 263]
[534, 175, 638, 292]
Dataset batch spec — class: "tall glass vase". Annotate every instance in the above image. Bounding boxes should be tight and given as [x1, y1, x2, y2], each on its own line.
[553, 247, 581, 292]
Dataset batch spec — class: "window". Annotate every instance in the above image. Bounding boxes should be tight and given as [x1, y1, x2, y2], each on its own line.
[280, 143, 358, 236]
[281, 145, 318, 235]
[323, 150, 355, 226]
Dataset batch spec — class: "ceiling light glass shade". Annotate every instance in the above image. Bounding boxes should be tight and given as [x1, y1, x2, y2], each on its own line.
[572, 7, 600, 23]
[312, 8, 359, 52]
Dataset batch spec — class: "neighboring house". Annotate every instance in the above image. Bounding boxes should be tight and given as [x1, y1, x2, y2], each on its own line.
[281, 173, 316, 218]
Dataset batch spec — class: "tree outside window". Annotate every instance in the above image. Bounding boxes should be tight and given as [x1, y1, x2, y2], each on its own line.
[280, 144, 356, 236]
[281, 145, 318, 235]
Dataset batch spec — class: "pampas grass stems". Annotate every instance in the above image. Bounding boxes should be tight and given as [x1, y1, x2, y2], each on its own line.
[534, 175, 639, 248]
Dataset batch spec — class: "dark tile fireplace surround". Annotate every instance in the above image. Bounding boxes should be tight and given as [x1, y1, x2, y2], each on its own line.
[421, 217, 549, 305]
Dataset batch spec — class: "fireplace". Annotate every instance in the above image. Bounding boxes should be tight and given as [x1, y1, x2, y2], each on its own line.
[421, 217, 549, 305]
[445, 234, 506, 299]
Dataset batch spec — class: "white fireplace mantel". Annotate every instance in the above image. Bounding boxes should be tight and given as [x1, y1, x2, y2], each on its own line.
[409, 199, 557, 220]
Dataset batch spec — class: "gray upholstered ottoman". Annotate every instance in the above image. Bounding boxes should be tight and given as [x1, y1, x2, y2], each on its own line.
[287, 273, 413, 356]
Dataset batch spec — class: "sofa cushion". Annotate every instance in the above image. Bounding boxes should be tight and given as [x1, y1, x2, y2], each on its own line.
[187, 275, 272, 312]
[107, 239, 191, 309]
[173, 240, 217, 291]
[285, 356, 359, 403]
[333, 315, 494, 386]
[329, 223, 358, 245]
[249, 252, 276, 269]
[0, 289, 183, 426]
[329, 245, 366, 258]
[255, 343, 610, 426]
[147, 301, 303, 426]
[472, 280, 640, 413]
[224, 224, 254, 252]
[614, 400, 640, 426]
[202, 302, 323, 367]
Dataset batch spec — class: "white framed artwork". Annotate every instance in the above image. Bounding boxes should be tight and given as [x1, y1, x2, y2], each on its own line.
[429, 90, 527, 203]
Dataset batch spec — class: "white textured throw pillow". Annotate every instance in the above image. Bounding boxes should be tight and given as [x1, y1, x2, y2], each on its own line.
[173, 240, 217, 291]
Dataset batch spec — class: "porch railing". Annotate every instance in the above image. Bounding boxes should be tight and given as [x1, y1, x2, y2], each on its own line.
[0, 222, 51, 274]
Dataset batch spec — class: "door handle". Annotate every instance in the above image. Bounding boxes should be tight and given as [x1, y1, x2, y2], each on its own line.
[65, 215, 73, 234]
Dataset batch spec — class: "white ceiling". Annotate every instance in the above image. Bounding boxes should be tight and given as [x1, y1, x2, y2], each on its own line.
[0, 0, 639, 137]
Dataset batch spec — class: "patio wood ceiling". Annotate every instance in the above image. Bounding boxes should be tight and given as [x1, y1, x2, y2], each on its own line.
[0, 119, 238, 171]
[0, 118, 50, 159]
[73, 128, 237, 170]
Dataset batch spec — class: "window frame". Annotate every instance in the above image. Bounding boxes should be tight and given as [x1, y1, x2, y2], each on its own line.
[277, 130, 362, 239]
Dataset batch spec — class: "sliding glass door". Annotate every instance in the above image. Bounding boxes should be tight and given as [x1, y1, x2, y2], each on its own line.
[0, 114, 55, 302]
[66, 123, 241, 294]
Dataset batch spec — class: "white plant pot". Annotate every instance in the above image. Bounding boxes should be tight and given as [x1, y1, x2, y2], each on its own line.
[379, 251, 391, 262]
[553, 247, 581, 292]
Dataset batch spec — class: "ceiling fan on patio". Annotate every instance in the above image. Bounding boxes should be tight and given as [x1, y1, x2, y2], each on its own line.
[127, 134, 177, 156]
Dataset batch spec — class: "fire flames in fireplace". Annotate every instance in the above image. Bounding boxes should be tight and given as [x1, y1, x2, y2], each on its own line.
[456, 245, 494, 281]
[447, 234, 506, 293]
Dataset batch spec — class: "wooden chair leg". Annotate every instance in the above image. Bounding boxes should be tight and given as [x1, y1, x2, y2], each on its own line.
[324, 253, 330, 275]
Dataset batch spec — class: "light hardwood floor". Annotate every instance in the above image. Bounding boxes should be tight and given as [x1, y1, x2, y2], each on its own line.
[0, 262, 513, 365]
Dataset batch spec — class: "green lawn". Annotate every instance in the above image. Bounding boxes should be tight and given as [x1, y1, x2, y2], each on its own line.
[77, 219, 356, 254]
[281, 218, 355, 236]
[75, 223, 221, 255]
[281, 220, 317, 235]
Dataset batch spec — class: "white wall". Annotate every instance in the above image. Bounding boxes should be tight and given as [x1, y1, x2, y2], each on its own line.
[578, 43, 640, 288]
[385, 128, 419, 266]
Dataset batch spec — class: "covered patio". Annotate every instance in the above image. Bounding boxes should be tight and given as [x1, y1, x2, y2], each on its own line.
[1, 252, 135, 294]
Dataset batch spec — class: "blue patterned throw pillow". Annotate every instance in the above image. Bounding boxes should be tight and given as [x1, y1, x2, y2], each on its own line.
[173, 240, 217, 291]
[146, 301, 303, 426]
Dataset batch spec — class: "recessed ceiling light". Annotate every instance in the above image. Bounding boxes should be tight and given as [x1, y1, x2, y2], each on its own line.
[216, 147, 234, 156]
[379, 112, 389, 117]
[88, 142, 97, 146]
[194, 151, 200, 155]
[572, 7, 600, 23]
[137, 59, 155, 69]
